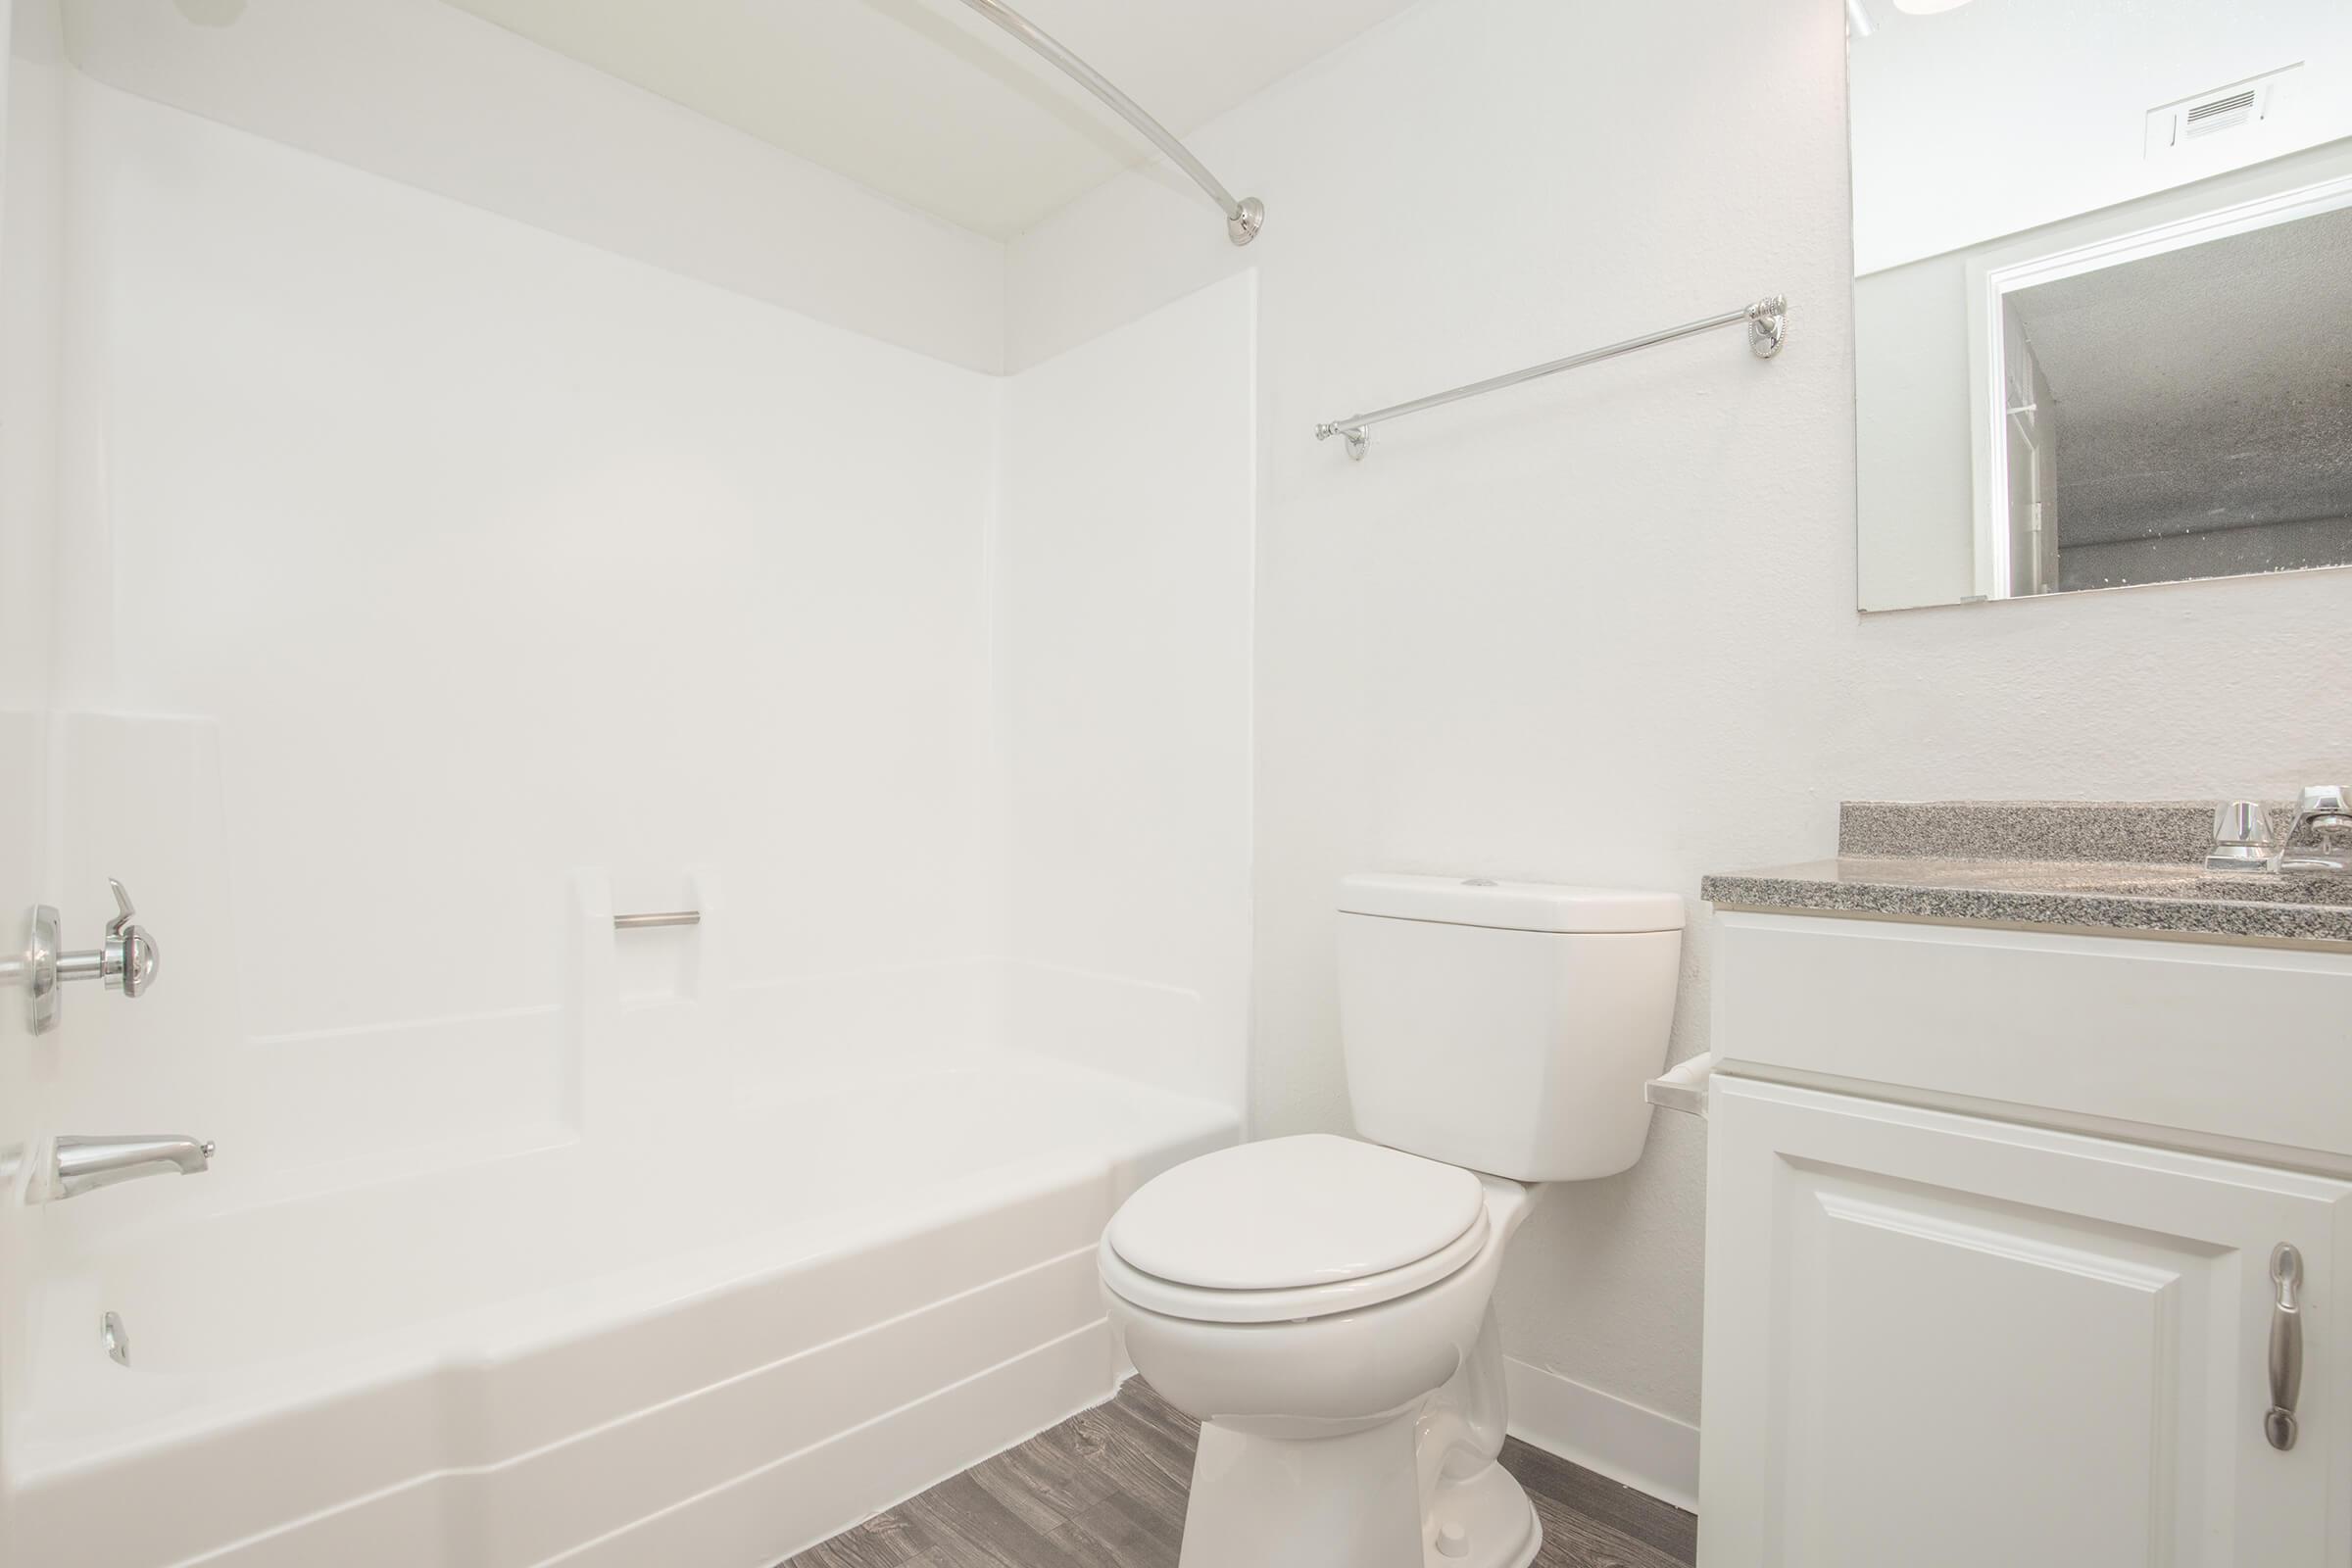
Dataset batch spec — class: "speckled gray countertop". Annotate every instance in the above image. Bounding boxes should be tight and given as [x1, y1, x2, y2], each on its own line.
[1701, 801, 2352, 947]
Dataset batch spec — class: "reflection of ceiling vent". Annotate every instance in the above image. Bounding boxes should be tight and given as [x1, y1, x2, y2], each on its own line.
[2146, 66, 2299, 158]
[2186, 90, 2259, 137]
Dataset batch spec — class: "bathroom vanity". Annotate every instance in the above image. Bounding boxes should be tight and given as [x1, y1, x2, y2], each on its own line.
[1694, 803, 2351, 1567]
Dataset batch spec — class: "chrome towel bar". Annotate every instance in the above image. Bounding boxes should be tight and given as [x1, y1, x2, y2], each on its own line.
[1316, 296, 1788, 460]
[612, 911, 701, 930]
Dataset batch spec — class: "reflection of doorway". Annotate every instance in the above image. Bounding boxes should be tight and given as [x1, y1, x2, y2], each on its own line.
[2001, 313, 2056, 597]
[1969, 172, 2352, 598]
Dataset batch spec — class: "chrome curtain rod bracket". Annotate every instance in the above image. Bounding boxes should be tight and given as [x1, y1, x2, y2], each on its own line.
[613, 911, 701, 930]
[952, 0, 1263, 245]
[1317, 295, 1789, 460]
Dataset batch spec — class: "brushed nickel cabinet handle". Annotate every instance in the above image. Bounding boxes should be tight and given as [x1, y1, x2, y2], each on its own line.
[2267, 1243, 2303, 1452]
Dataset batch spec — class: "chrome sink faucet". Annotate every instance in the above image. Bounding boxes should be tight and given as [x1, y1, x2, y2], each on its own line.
[2208, 788, 2352, 874]
[2272, 785, 2352, 874]
[49, 1135, 215, 1201]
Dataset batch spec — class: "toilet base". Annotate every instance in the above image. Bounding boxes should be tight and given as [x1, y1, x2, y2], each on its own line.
[1425, 1455, 1541, 1568]
[1178, 1414, 1424, 1568]
[1417, 1300, 1539, 1568]
[1173, 1414, 1539, 1568]
[1159, 1298, 1540, 1568]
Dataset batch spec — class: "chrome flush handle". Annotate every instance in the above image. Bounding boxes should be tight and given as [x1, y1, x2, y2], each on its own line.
[2267, 1243, 2303, 1452]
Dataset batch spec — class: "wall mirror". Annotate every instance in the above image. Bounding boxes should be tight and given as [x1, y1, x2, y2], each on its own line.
[1847, 0, 2352, 612]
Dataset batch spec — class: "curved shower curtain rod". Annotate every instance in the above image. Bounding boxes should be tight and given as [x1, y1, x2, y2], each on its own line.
[953, 0, 1264, 245]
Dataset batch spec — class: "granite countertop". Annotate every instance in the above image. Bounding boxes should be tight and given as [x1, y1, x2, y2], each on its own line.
[1701, 801, 2352, 946]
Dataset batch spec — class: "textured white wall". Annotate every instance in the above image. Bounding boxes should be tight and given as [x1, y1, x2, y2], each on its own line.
[1006, 0, 2352, 1425]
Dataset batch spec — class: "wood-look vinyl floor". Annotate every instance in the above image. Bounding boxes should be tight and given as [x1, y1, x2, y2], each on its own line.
[782, 1379, 1696, 1568]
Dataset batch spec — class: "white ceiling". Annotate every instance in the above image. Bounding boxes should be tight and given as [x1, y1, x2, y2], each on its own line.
[432, 0, 1418, 240]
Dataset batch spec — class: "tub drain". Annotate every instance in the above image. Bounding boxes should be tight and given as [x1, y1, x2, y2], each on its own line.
[101, 1309, 129, 1367]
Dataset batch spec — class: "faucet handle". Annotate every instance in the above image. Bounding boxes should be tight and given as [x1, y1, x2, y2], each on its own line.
[2207, 801, 2274, 871]
[2215, 801, 2272, 846]
[23, 878, 162, 1032]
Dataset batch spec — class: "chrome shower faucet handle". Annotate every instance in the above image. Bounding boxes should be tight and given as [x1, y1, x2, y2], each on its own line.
[21, 878, 162, 1035]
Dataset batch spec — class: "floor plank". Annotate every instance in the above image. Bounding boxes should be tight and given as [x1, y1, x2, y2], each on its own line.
[1044, 1490, 1185, 1568]
[968, 1428, 1123, 1536]
[791, 1512, 937, 1568]
[782, 1380, 1696, 1568]
[897, 1473, 1091, 1568]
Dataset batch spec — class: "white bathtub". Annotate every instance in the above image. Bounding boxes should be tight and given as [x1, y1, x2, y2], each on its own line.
[12, 1054, 1234, 1567]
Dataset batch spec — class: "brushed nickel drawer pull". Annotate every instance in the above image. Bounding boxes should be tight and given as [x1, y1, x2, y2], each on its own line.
[2267, 1243, 2303, 1452]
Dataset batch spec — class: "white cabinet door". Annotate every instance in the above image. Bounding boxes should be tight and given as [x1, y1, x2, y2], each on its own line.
[1699, 1078, 2350, 1568]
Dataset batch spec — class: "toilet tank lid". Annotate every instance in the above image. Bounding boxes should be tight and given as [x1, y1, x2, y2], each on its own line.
[1337, 873, 1685, 934]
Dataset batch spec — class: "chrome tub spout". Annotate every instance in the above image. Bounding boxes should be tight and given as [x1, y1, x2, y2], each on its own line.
[52, 1135, 215, 1200]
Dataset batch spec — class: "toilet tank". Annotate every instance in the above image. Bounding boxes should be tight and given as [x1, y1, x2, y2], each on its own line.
[1336, 874, 1685, 1182]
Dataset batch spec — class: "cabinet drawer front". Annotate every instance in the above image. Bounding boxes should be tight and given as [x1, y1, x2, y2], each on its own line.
[1713, 912, 2352, 1158]
[1699, 1079, 2350, 1568]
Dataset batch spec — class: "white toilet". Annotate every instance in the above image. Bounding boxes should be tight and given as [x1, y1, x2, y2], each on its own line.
[1098, 873, 1685, 1568]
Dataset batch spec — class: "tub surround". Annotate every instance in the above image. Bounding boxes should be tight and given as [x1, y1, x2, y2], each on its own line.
[15, 1055, 1235, 1567]
[6, 82, 1258, 1567]
[1702, 801, 2352, 946]
[7, 824, 1247, 1568]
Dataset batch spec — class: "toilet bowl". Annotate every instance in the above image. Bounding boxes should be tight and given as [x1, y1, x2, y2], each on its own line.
[1102, 1137, 1541, 1568]
[1098, 874, 1685, 1568]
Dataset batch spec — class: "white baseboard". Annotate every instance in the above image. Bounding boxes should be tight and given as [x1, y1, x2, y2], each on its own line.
[1503, 1357, 1698, 1515]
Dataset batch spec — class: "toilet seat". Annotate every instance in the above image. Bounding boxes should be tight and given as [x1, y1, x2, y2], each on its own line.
[1102, 1134, 1493, 1325]
[1101, 1209, 1490, 1323]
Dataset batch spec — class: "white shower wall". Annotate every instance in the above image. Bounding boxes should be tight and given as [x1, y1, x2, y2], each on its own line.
[994, 274, 1257, 1113]
[24, 55, 1253, 1195]
[78, 83, 1003, 1035]
[0, 0, 70, 1528]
